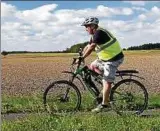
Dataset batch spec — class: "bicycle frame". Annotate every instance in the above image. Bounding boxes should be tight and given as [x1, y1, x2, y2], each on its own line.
[62, 50, 103, 98]
[62, 65, 101, 98]
[62, 48, 145, 99]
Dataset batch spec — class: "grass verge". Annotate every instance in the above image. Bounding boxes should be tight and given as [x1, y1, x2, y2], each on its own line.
[2, 111, 160, 131]
[1, 93, 160, 131]
[2, 94, 44, 114]
[2, 94, 160, 114]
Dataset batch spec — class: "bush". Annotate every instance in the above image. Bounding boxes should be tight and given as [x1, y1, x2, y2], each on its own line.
[1, 51, 8, 56]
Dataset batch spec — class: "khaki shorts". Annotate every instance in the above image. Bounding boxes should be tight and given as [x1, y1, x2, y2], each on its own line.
[90, 58, 124, 82]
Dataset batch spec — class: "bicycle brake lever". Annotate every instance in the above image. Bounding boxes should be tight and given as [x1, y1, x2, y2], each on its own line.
[78, 48, 83, 56]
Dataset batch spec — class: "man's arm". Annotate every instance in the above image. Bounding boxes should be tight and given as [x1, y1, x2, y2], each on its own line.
[82, 44, 89, 55]
[82, 43, 96, 59]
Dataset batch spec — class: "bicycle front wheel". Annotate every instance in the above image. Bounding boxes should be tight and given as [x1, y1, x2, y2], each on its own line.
[43, 80, 81, 113]
[110, 79, 148, 115]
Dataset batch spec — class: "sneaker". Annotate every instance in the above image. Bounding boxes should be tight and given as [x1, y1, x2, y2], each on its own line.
[91, 104, 110, 113]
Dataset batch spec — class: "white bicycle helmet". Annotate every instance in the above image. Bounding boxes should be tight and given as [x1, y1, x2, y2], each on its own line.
[81, 17, 99, 26]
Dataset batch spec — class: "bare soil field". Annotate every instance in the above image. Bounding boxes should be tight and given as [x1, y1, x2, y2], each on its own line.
[1, 51, 160, 96]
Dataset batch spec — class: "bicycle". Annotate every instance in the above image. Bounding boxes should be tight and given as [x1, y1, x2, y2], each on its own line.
[43, 48, 148, 115]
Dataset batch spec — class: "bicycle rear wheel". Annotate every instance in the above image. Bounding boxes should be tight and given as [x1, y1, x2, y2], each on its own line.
[110, 79, 148, 115]
[43, 80, 81, 113]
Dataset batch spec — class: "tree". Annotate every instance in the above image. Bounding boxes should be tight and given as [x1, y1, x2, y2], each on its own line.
[127, 43, 160, 50]
[64, 41, 89, 53]
[123, 48, 127, 51]
[1, 51, 8, 57]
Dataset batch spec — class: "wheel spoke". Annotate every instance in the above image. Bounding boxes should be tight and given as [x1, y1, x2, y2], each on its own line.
[110, 79, 148, 115]
[43, 81, 81, 113]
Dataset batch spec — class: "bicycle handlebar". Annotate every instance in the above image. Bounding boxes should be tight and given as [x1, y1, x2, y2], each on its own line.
[71, 48, 85, 69]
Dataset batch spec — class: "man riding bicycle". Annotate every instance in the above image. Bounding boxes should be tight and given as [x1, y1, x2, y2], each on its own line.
[80, 16, 124, 113]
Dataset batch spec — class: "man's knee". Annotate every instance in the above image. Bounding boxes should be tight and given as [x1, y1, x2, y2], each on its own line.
[102, 79, 112, 88]
[89, 63, 95, 70]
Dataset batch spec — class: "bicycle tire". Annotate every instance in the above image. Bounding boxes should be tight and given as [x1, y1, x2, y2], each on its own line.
[110, 79, 148, 115]
[43, 80, 81, 113]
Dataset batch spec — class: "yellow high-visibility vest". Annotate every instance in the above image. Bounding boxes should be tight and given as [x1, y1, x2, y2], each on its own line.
[93, 27, 122, 61]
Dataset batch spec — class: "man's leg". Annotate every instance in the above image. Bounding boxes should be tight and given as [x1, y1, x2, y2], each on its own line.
[89, 59, 103, 75]
[102, 80, 111, 105]
[91, 58, 124, 113]
[92, 81, 112, 112]
[91, 62, 114, 112]
[90, 65, 102, 74]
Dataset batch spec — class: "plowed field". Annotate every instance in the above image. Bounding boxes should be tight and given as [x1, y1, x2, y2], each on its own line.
[1, 51, 160, 96]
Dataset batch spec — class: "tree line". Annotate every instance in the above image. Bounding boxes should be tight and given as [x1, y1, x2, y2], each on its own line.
[65, 42, 160, 52]
[127, 43, 160, 50]
[1, 42, 160, 56]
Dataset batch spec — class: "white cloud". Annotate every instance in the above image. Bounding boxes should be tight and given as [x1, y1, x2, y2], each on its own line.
[1, 2, 160, 51]
[54, 5, 133, 23]
[16, 4, 58, 22]
[151, 6, 160, 14]
[96, 5, 133, 16]
[1, 2, 17, 17]
[123, 1, 146, 6]
[138, 14, 147, 21]
[132, 7, 148, 12]
[137, 6, 160, 22]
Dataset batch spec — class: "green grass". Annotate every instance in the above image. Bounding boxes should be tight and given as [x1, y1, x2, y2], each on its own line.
[1, 92, 92, 114]
[2, 111, 160, 131]
[148, 94, 160, 109]
[6, 50, 160, 58]
[2, 94, 160, 131]
[2, 94, 44, 113]
[2, 94, 160, 114]
[123, 50, 160, 55]
[9, 53, 78, 57]
[1, 92, 98, 114]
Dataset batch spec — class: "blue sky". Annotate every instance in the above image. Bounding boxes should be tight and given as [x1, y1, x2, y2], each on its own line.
[5, 1, 127, 10]
[1, 1, 160, 51]
[5, 1, 159, 10]
[6, 1, 135, 20]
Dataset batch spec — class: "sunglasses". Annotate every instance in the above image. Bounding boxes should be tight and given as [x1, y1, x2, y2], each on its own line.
[85, 25, 91, 28]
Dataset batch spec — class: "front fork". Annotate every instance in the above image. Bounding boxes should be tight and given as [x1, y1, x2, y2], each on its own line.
[61, 71, 85, 101]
